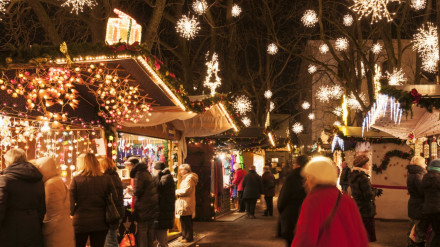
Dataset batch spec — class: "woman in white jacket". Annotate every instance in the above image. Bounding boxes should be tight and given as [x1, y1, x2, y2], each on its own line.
[35, 157, 75, 247]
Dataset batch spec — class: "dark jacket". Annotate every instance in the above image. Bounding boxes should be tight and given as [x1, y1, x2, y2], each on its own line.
[421, 168, 440, 215]
[242, 170, 263, 199]
[105, 168, 125, 218]
[406, 165, 426, 219]
[339, 167, 350, 186]
[262, 171, 276, 197]
[130, 162, 159, 222]
[70, 173, 118, 233]
[153, 168, 175, 229]
[0, 162, 46, 247]
[277, 168, 306, 241]
[349, 168, 378, 218]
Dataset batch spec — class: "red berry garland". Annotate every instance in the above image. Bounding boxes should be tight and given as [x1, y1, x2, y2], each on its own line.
[372, 149, 414, 174]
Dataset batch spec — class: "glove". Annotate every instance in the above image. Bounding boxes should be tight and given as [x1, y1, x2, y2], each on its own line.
[376, 189, 383, 197]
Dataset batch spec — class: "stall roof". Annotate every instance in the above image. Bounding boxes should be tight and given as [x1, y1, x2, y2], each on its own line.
[339, 126, 396, 138]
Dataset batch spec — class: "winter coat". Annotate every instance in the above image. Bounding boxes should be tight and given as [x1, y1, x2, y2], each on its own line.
[421, 168, 440, 215]
[153, 168, 175, 229]
[130, 162, 159, 222]
[105, 168, 125, 218]
[406, 165, 427, 219]
[242, 170, 263, 199]
[291, 186, 369, 247]
[0, 162, 46, 247]
[176, 172, 199, 218]
[339, 167, 350, 186]
[277, 168, 306, 241]
[36, 158, 75, 247]
[232, 168, 246, 191]
[349, 168, 378, 218]
[262, 171, 276, 197]
[70, 173, 119, 233]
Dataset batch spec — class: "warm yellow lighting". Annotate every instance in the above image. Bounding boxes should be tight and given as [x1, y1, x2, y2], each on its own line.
[268, 132, 276, 147]
[342, 94, 348, 126]
[106, 9, 142, 45]
[219, 102, 238, 132]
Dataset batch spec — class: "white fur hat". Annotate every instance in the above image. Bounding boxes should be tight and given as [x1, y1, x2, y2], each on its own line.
[302, 156, 338, 186]
[410, 156, 426, 168]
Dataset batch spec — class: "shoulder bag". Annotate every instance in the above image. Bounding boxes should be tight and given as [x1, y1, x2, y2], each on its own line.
[106, 176, 121, 229]
[318, 192, 342, 241]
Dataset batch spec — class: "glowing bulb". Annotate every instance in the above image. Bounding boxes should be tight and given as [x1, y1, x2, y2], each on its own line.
[267, 43, 278, 55]
[233, 95, 252, 114]
[192, 0, 208, 15]
[343, 14, 354, 26]
[301, 101, 311, 110]
[231, 4, 242, 17]
[335, 37, 349, 51]
[292, 122, 304, 134]
[176, 15, 201, 40]
[308, 64, 317, 74]
[264, 90, 273, 99]
[372, 43, 382, 54]
[308, 113, 315, 120]
[301, 10, 318, 27]
[319, 44, 329, 54]
[242, 117, 251, 127]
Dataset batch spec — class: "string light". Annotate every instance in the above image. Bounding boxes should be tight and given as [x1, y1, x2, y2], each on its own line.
[386, 68, 407, 85]
[192, 0, 208, 15]
[343, 14, 354, 26]
[242, 117, 251, 127]
[308, 64, 317, 74]
[334, 121, 342, 126]
[233, 95, 252, 115]
[413, 22, 439, 73]
[301, 10, 318, 27]
[176, 15, 201, 40]
[373, 64, 382, 99]
[333, 106, 343, 116]
[0, 0, 10, 17]
[270, 102, 275, 112]
[302, 101, 311, 110]
[331, 134, 344, 152]
[267, 43, 278, 55]
[231, 4, 242, 17]
[335, 37, 349, 51]
[362, 93, 403, 136]
[347, 92, 367, 111]
[203, 52, 221, 96]
[61, 0, 96, 14]
[410, 0, 426, 10]
[350, 0, 394, 23]
[292, 122, 304, 134]
[106, 9, 142, 45]
[372, 43, 382, 54]
[308, 113, 315, 120]
[319, 44, 329, 54]
[264, 90, 272, 99]
[316, 85, 344, 102]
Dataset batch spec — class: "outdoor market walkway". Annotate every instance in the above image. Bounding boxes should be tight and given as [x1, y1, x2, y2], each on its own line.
[187, 197, 409, 247]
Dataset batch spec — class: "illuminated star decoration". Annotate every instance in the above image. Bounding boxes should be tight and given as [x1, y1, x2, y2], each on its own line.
[333, 106, 343, 116]
[316, 85, 344, 103]
[241, 117, 251, 127]
[231, 4, 242, 17]
[347, 92, 367, 111]
[319, 44, 329, 54]
[301, 10, 318, 27]
[62, 0, 97, 14]
[308, 113, 315, 120]
[0, 0, 10, 17]
[203, 52, 222, 96]
[372, 43, 382, 54]
[308, 64, 317, 74]
[350, 0, 394, 23]
[233, 95, 252, 115]
[343, 14, 354, 26]
[176, 15, 201, 40]
[301, 101, 310, 110]
[386, 68, 407, 85]
[270, 101, 275, 112]
[292, 122, 304, 134]
[264, 90, 272, 99]
[267, 43, 278, 55]
[192, 0, 208, 15]
[335, 37, 349, 51]
[413, 22, 439, 73]
[410, 0, 426, 11]
[334, 121, 342, 126]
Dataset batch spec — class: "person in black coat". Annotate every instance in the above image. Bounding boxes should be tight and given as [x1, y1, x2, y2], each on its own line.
[0, 148, 46, 247]
[242, 165, 263, 219]
[339, 161, 350, 193]
[152, 161, 175, 247]
[421, 159, 440, 246]
[262, 166, 276, 216]
[126, 157, 159, 247]
[277, 155, 308, 247]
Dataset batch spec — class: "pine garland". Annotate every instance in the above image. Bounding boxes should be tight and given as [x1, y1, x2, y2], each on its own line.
[372, 149, 414, 174]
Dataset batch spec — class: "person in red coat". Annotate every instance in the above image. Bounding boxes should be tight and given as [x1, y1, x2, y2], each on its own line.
[232, 163, 246, 212]
[292, 156, 369, 247]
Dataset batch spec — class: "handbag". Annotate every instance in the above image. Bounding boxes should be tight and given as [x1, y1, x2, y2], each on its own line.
[318, 192, 342, 241]
[106, 178, 121, 229]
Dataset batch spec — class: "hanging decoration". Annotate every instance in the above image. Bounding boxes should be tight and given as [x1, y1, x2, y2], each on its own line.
[372, 149, 413, 174]
[424, 142, 430, 158]
[203, 52, 222, 96]
[192, 0, 208, 15]
[347, 92, 367, 111]
[319, 44, 329, 54]
[176, 15, 201, 40]
[334, 121, 342, 126]
[386, 68, 407, 85]
[316, 85, 344, 102]
[413, 22, 439, 73]
[333, 106, 343, 116]
[301, 10, 318, 27]
[269, 101, 275, 112]
[233, 95, 252, 115]
[331, 134, 344, 152]
[301, 101, 311, 110]
[267, 43, 278, 55]
[343, 14, 354, 26]
[371, 43, 383, 54]
[350, 0, 394, 23]
[308, 64, 317, 74]
[373, 64, 382, 99]
[241, 117, 251, 127]
[0, 0, 10, 17]
[362, 93, 403, 136]
[342, 95, 348, 126]
[106, 9, 142, 45]
[62, 0, 97, 14]
[410, 0, 426, 11]
[292, 122, 304, 134]
[264, 90, 272, 99]
[431, 138, 437, 159]
[335, 37, 349, 51]
[308, 113, 315, 120]
[231, 4, 242, 17]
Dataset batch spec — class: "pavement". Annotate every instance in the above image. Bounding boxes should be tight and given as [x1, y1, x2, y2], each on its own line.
[189, 197, 410, 247]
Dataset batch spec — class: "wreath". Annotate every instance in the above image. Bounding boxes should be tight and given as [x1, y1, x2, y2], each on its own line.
[372, 149, 414, 174]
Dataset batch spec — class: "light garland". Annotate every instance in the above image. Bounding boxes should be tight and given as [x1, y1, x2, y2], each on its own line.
[343, 14, 354, 26]
[241, 117, 251, 127]
[0, 0, 10, 17]
[270, 101, 275, 112]
[410, 0, 426, 11]
[373, 64, 382, 99]
[335, 37, 349, 51]
[334, 121, 342, 126]
[61, 0, 96, 14]
[267, 43, 278, 55]
[342, 95, 348, 126]
[386, 68, 407, 85]
[264, 90, 272, 99]
[362, 93, 402, 136]
[203, 52, 222, 96]
[192, 0, 208, 15]
[176, 15, 201, 40]
[231, 4, 242, 17]
[219, 102, 238, 132]
[106, 9, 142, 45]
[319, 44, 329, 54]
[372, 43, 382, 54]
[308, 64, 317, 74]
[301, 101, 311, 110]
[292, 122, 304, 134]
[308, 113, 315, 120]
[350, 0, 394, 23]
[316, 85, 344, 102]
[301, 10, 318, 27]
[331, 134, 344, 152]
[347, 92, 367, 111]
[233, 95, 252, 115]
[268, 132, 276, 147]
[413, 22, 439, 73]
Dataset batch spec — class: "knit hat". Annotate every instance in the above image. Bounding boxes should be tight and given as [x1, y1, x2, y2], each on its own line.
[429, 159, 440, 168]
[410, 156, 426, 168]
[154, 161, 166, 171]
[302, 156, 338, 186]
[353, 155, 369, 167]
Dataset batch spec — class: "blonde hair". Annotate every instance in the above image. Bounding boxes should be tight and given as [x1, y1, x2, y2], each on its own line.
[79, 153, 102, 176]
[179, 164, 191, 172]
[4, 148, 27, 166]
[98, 156, 116, 172]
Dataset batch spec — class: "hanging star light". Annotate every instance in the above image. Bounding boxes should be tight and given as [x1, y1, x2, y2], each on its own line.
[308, 113, 315, 120]
[308, 64, 317, 74]
[410, 0, 426, 11]
[316, 85, 344, 103]
[233, 95, 252, 115]
[270, 101, 275, 112]
[62, 0, 97, 14]
[267, 43, 278, 55]
[292, 122, 304, 134]
[333, 106, 343, 116]
[176, 15, 201, 40]
[301, 9, 318, 27]
[371, 43, 382, 54]
[347, 92, 367, 111]
[334, 121, 342, 126]
[264, 90, 272, 99]
[0, 0, 10, 16]
[343, 14, 354, 26]
[319, 44, 329, 54]
[302, 101, 311, 110]
[203, 52, 222, 96]
[350, 0, 394, 23]
[413, 22, 439, 73]
[192, 0, 208, 15]
[242, 117, 251, 127]
[386, 68, 407, 85]
[231, 4, 242, 17]
[335, 37, 349, 51]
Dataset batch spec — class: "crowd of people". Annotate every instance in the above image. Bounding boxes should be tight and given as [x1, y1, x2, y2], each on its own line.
[0, 148, 199, 247]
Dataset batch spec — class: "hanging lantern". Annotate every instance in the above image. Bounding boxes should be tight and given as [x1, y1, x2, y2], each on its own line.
[424, 141, 430, 158]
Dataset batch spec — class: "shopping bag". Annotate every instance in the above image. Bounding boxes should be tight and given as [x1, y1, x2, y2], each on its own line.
[409, 224, 416, 242]
[120, 233, 135, 247]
